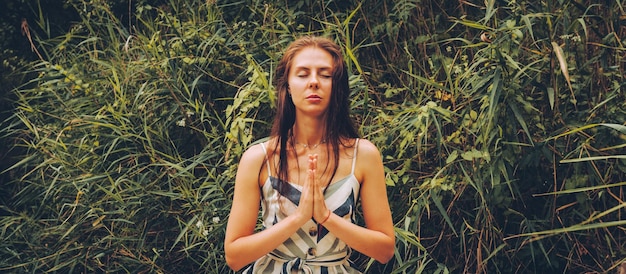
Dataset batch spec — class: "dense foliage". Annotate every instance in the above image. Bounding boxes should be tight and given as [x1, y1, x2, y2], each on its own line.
[1, 0, 624, 273]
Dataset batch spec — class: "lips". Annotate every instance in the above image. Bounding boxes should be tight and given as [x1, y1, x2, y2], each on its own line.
[306, 94, 321, 99]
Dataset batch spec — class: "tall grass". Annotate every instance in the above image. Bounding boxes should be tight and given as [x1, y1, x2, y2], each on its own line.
[1, 1, 240, 272]
[1, 0, 624, 273]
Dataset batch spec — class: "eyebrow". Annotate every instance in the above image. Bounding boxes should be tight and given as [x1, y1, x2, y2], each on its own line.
[293, 66, 333, 72]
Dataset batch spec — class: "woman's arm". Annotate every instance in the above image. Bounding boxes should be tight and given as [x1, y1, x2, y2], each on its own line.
[317, 139, 395, 263]
[224, 144, 312, 271]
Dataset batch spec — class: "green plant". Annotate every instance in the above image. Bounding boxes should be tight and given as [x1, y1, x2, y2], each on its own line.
[1, 0, 624, 273]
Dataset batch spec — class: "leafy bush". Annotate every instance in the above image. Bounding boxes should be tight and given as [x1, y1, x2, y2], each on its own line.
[1, 0, 624, 273]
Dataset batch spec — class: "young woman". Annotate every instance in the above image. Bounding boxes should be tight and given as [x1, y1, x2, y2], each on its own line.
[224, 36, 394, 273]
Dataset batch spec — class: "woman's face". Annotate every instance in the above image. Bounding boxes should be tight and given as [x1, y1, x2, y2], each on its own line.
[287, 47, 334, 118]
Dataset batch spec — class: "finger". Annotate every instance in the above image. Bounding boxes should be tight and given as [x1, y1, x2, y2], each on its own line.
[307, 169, 315, 185]
[312, 154, 319, 188]
[308, 154, 317, 186]
[308, 154, 317, 171]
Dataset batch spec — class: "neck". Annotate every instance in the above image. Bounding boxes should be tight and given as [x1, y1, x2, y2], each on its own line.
[292, 116, 325, 147]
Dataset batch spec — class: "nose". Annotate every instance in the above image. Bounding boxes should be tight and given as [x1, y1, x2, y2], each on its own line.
[309, 74, 319, 89]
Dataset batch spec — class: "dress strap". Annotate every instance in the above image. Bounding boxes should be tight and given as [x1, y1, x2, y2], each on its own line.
[350, 138, 360, 174]
[259, 142, 272, 177]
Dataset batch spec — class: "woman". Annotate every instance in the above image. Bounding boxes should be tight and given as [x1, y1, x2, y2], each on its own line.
[224, 36, 394, 273]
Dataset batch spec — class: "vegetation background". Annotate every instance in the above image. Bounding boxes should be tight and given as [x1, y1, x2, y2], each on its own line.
[1, 0, 624, 273]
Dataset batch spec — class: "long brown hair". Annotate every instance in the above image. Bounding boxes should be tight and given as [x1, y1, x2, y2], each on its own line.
[270, 36, 359, 187]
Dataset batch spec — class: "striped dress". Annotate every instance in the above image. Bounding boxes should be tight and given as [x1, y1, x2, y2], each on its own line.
[243, 139, 362, 274]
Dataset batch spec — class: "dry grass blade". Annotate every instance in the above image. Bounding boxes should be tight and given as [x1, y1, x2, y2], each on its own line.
[551, 41, 576, 103]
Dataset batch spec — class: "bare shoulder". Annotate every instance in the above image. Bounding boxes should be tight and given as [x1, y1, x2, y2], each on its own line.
[353, 138, 384, 184]
[241, 142, 265, 158]
[237, 142, 268, 175]
[356, 138, 382, 159]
